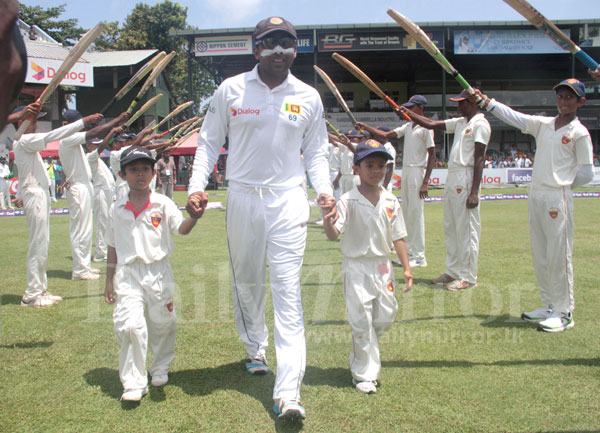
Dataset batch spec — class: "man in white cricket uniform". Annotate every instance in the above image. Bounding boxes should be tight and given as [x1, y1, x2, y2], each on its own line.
[338, 130, 368, 194]
[401, 90, 490, 291]
[327, 140, 341, 200]
[186, 16, 335, 421]
[13, 103, 84, 306]
[110, 135, 131, 201]
[0, 156, 13, 209]
[477, 79, 593, 332]
[59, 110, 127, 280]
[86, 137, 116, 262]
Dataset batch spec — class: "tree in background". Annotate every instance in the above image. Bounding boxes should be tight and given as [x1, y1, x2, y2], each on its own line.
[18, 3, 85, 45]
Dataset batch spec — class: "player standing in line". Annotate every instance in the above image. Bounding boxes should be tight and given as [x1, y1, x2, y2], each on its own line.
[104, 146, 199, 402]
[399, 90, 490, 291]
[335, 130, 369, 195]
[59, 109, 130, 281]
[322, 139, 412, 394]
[357, 95, 436, 268]
[0, 155, 13, 209]
[110, 134, 133, 201]
[13, 102, 85, 307]
[473, 79, 593, 332]
[186, 16, 335, 421]
[86, 126, 122, 262]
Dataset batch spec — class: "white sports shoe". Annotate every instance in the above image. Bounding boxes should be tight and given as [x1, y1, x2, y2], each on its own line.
[431, 273, 454, 285]
[20, 295, 59, 307]
[409, 258, 427, 268]
[92, 256, 106, 263]
[42, 292, 63, 302]
[121, 386, 148, 402]
[273, 398, 306, 421]
[245, 355, 269, 375]
[537, 312, 574, 333]
[87, 267, 101, 274]
[521, 306, 552, 323]
[352, 378, 378, 394]
[151, 374, 168, 387]
[72, 272, 100, 281]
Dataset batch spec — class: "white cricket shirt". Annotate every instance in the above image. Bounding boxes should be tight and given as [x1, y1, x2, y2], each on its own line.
[327, 143, 341, 173]
[340, 146, 355, 176]
[59, 132, 92, 184]
[444, 113, 491, 168]
[87, 149, 115, 190]
[335, 187, 407, 258]
[13, 119, 84, 191]
[110, 146, 130, 190]
[190, 65, 332, 196]
[106, 192, 185, 265]
[394, 122, 434, 167]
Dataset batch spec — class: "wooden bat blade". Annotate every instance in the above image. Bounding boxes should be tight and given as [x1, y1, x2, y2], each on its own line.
[153, 100, 195, 130]
[127, 51, 176, 114]
[125, 93, 163, 127]
[314, 65, 357, 125]
[112, 52, 166, 102]
[15, 22, 106, 139]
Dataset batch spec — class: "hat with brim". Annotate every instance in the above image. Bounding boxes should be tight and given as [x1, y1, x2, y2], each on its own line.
[354, 139, 392, 165]
[120, 146, 155, 171]
[253, 16, 297, 41]
[11, 106, 46, 118]
[553, 78, 585, 98]
[449, 90, 471, 102]
[63, 109, 83, 123]
[346, 129, 370, 139]
[402, 94, 428, 107]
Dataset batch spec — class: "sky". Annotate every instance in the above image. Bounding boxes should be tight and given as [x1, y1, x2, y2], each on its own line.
[19, 0, 599, 31]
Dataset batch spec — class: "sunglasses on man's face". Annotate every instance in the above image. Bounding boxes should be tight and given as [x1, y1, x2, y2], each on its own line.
[257, 37, 296, 50]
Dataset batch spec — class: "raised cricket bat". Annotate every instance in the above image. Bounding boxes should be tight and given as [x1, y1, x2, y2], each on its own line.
[100, 51, 166, 114]
[314, 65, 358, 125]
[387, 9, 479, 100]
[126, 51, 175, 114]
[15, 22, 106, 139]
[502, 0, 598, 70]
[159, 116, 198, 137]
[331, 52, 411, 121]
[153, 100, 195, 131]
[325, 119, 349, 143]
[124, 93, 163, 127]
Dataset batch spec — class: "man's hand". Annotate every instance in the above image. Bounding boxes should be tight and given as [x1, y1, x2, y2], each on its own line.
[117, 112, 131, 123]
[12, 198, 23, 208]
[104, 281, 115, 304]
[318, 193, 337, 224]
[419, 182, 429, 199]
[83, 113, 103, 127]
[353, 121, 367, 131]
[466, 192, 479, 209]
[394, 107, 408, 119]
[23, 101, 43, 121]
[589, 67, 600, 83]
[186, 191, 208, 219]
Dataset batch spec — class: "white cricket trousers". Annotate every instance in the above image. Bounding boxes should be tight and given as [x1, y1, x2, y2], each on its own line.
[401, 166, 427, 261]
[113, 258, 177, 391]
[22, 186, 50, 301]
[342, 256, 398, 382]
[226, 182, 309, 401]
[93, 186, 112, 260]
[0, 178, 10, 208]
[66, 182, 93, 277]
[528, 186, 574, 314]
[444, 168, 481, 284]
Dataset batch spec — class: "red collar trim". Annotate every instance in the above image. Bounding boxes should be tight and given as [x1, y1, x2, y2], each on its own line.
[124, 200, 152, 219]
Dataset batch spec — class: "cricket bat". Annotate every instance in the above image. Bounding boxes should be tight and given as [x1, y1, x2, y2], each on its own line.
[126, 51, 175, 114]
[387, 9, 480, 100]
[502, 0, 598, 70]
[153, 100, 195, 131]
[124, 93, 163, 127]
[100, 51, 166, 114]
[314, 65, 358, 125]
[15, 22, 106, 139]
[331, 52, 411, 121]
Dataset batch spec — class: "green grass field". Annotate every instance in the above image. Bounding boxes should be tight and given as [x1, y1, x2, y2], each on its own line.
[1, 187, 599, 433]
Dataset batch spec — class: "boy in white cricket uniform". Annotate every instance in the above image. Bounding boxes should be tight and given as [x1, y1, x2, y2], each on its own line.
[475, 79, 593, 332]
[86, 130, 118, 262]
[104, 146, 199, 402]
[59, 110, 128, 280]
[12, 102, 82, 307]
[110, 135, 131, 201]
[323, 139, 412, 394]
[186, 17, 335, 421]
[401, 90, 490, 291]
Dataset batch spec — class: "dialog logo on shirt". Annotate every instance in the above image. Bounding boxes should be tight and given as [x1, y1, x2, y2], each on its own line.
[230, 107, 260, 117]
[284, 103, 301, 115]
[385, 205, 394, 219]
[548, 207, 559, 219]
[150, 211, 162, 228]
[561, 135, 572, 145]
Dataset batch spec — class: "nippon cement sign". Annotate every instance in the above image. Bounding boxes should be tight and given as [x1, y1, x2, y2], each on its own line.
[195, 36, 253, 56]
[25, 57, 94, 87]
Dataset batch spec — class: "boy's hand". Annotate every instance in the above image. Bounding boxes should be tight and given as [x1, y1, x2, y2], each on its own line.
[104, 282, 115, 304]
[402, 270, 413, 293]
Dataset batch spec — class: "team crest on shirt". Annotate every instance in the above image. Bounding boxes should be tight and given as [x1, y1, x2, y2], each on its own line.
[548, 208, 559, 219]
[284, 103, 301, 115]
[166, 299, 174, 313]
[385, 205, 394, 219]
[464, 128, 471, 135]
[456, 187, 463, 194]
[150, 211, 162, 228]
[561, 135, 572, 145]
[387, 280, 394, 292]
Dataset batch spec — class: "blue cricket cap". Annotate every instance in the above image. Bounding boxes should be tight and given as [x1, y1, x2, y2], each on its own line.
[402, 94, 428, 107]
[553, 78, 585, 98]
[353, 139, 392, 165]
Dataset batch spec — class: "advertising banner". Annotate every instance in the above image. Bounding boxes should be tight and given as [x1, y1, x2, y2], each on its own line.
[319, 29, 444, 52]
[454, 29, 571, 55]
[25, 57, 94, 87]
[296, 33, 314, 53]
[194, 35, 253, 56]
